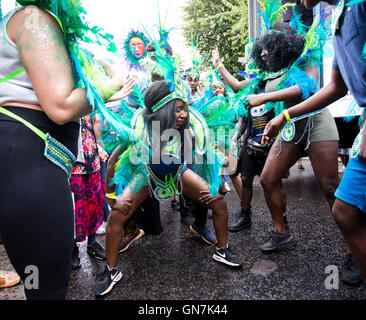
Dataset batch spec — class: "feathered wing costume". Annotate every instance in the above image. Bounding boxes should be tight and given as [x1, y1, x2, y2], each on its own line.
[228, 0, 331, 146]
[108, 14, 225, 201]
[191, 72, 241, 161]
[240, 0, 330, 114]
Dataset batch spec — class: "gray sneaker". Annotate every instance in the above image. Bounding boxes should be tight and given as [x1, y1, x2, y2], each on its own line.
[340, 253, 364, 285]
[260, 231, 293, 252]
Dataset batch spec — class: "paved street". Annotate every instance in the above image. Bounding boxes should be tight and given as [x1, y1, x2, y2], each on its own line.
[1, 159, 366, 300]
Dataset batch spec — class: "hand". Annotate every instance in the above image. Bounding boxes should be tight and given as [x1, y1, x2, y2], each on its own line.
[212, 47, 221, 66]
[261, 113, 287, 145]
[95, 58, 120, 79]
[106, 77, 136, 102]
[246, 93, 267, 107]
[359, 128, 366, 163]
[95, 58, 127, 100]
[112, 198, 133, 216]
[97, 144, 109, 162]
[198, 190, 224, 205]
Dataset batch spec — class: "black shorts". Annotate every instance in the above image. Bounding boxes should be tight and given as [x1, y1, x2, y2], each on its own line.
[334, 116, 360, 149]
[236, 145, 268, 178]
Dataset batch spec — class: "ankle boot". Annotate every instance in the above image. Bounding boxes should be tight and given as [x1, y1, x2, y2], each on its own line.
[229, 208, 252, 232]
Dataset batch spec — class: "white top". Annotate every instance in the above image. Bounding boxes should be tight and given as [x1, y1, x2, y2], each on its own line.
[0, 8, 39, 105]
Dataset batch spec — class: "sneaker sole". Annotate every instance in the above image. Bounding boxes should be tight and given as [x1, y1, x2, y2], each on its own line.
[212, 253, 242, 267]
[189, 225, 217, 247]
[119, 230, 145, 253]
[95, 272, 123, 297]
[260, 235, 293, 252]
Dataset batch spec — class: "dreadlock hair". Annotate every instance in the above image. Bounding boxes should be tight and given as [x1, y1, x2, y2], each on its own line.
[251, 23, 305, 72]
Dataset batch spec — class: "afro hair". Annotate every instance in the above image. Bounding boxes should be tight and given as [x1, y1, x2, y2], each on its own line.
[251, 23, 305, 72]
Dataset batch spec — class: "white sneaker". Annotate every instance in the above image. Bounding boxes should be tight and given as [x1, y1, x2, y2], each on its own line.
[96, 221, 106, 235]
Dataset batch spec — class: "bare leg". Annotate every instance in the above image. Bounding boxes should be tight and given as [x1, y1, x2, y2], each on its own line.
[181, 169, 229, 248]
[226, 155, 243, 203]
[308, 141, 364, 281]
[307, 141, 339, 209]
[230, 174, 244, 204]
[332, 199, 366, 279]
[124, 217, 137, 234]
[241, 175, 254, 210]
[260, 141, 302, 233]
[106, 184, 149, 268]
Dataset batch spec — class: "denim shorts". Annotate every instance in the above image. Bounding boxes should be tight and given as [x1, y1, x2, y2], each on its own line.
[335, 155, 366, 213]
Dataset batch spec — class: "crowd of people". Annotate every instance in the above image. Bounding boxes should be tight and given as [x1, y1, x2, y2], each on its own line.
[0, 0, 365, 300]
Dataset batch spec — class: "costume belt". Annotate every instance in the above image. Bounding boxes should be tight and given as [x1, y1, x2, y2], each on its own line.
[0, 107, 76, 178]
[146, 163, 185, 202]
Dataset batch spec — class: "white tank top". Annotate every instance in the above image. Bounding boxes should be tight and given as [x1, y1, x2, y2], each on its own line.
[0, 8, 39, 105]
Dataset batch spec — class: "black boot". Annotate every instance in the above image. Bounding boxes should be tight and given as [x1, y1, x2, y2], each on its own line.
[180, 206, 195, 226]
[71, 242, 81, 270]
[179, 195, 195, 226]
[229, 208, 252, 232]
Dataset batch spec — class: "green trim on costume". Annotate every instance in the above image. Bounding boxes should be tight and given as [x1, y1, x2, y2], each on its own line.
[188, 106, 208, 156]
[0, 107, 76, 177]
[151, 91, 188, 113]
[263, 68, 287, 80]
[0, 68, 25, 83]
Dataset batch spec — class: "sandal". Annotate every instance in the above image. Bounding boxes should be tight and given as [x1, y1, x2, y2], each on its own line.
[0, 270, 20, 289]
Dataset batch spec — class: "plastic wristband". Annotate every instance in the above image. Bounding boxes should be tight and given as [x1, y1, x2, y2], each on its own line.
[106, 192, 117, 199]
[283, 109, 291, 123]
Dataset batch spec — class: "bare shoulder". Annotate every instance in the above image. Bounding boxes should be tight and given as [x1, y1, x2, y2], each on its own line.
[7, 6, 63, 43]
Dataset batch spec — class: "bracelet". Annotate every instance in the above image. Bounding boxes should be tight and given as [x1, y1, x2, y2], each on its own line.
[283, 109, 291, 123]
[106, 192, 117, 199]
[216, 62, 224, 70]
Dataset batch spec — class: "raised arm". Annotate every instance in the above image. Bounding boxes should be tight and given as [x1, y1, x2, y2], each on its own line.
[8, 7, 124, 125]
[212, 48, 250, 92]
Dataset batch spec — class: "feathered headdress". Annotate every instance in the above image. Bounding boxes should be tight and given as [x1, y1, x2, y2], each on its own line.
[184, 33, 206, 80]
[257, 0, 296, 35]
[140, 6, 188, 113]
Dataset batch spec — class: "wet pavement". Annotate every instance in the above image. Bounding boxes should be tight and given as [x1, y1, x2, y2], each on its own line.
[1, 159, 366, 300]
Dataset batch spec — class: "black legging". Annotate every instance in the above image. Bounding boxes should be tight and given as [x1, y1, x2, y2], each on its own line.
[0, 106, 79, 300]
